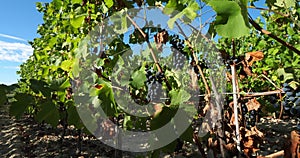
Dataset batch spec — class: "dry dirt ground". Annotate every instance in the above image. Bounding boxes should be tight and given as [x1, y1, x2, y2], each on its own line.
[0, 103, 298, 158]
[0, 104, 135, 158]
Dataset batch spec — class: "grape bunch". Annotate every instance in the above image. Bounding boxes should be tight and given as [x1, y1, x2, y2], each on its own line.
[170, 35, 187, 70]
[244, 109, 258, 129]
[131, 65, 165, 105]
[282, 83, 300, 117]
[268, 95, 280, 109]
[241, 103, 248, 116]
[240, 102, 258, 129]
[145, 65, 165, 103]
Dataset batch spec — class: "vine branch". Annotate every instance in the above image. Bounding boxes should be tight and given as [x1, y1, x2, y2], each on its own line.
[248, 6, 289, 17]
[174, 21, 211, 95]
[248, 14, 300, 56]
[125, 14, 173, 91]
[126, 14, 162, 73]
[248, 6, 300, 28]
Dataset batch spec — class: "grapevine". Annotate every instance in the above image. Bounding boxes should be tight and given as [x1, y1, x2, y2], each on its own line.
[0, 0, 299, 157]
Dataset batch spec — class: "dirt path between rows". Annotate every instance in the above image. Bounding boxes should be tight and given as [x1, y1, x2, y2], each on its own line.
[0, 103, 298, 157]
[0, 104, 135, 158]
[0, 104, 23, 157]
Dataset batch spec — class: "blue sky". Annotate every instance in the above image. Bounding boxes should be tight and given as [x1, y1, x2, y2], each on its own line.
[0, 0, 51, 85]
[0, 0, 263, 85]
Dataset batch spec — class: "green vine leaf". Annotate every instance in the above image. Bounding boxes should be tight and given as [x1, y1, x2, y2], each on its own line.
[164, 0, 178, 14]
[104, 0, 114, 8]
[274, 0, 295, 8]
[71, 0, 82, 4]
[130, 69, 147, 89]
[70, 15, 85, 28]
[90, 81, 117, 117]
[72, 58, 80, 78]
[61, 59, 74, 71]
[50, 77, 71, 91]
[169, 89, 191, 106]
[29, 79, 51, 97]
[9, 93, 34, 119]
[36, 2, 43, 12]
[167, 1, 199, 29]
[277, 68, 294, 82]
[209, 1, 250, 38]
[36, 101, 60, 127]
[67, 102, 84, 129]
[151, 106, 177, 129]
[111, 9, 129, 34]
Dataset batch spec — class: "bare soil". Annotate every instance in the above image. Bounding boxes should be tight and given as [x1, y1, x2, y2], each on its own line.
[0, 104, 298, 158]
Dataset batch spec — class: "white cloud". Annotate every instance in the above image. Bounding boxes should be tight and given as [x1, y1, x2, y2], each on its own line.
[0, 41, 33, 62]
[0, 66, 20, 69]
[0, 33, 27, 42]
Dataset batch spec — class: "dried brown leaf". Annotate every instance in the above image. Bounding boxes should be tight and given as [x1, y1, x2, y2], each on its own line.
[245, 51, 264, 66]
[154, 30, 168, 52]
[246, 98, 261, 111]
[223, 143, 237, 153]
[244, 137, 254, 148]
[245, 126, 264, 138]
[242, 60, 253, 76]
[226, 72, 232, 82]
[284, 130, 300, 158]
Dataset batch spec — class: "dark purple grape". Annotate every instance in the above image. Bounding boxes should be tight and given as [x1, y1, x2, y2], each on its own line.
[296, 92, 300, 97]
[241, 104, 248, 115]
[286, 91, 294, 97]
[155, 72, 164, 84]
[295, 98, 300, 106]
[283, 83, 293, 92]
[290, 107, 297, 115]
[273, 103, 279, 108]
[250, 110, 256, 115]
[283, 83, 289, 87]
[295, 106, 300, 117]
[250, 121, 256, 127]
[284, 106, 290, 111]
[282, 101, 288, 107]
[288, 96, 296, 102]
[269, 96, 277, 104]
[283, 87, 292, 93]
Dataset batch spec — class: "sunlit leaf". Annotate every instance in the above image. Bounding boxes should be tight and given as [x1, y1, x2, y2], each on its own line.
[104, 0, 114, 8]
[71, 15, 85, 28]
[209, 1, 250, 38]
[61, 59, 74, 71]
[71, 0, 82, 4]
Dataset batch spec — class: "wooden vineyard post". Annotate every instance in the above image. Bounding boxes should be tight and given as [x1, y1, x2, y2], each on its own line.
[231, 64, 241, 154]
